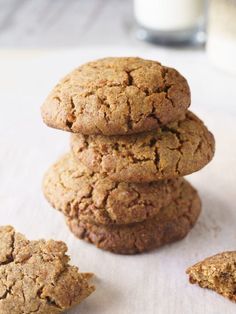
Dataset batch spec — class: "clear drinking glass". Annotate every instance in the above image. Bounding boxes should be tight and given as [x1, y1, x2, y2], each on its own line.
[207, 0, 236, 75]
[134, 0, 206, 46]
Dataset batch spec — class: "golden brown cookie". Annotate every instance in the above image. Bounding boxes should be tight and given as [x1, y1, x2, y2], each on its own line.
[41, 57, 190, 135]
[0, 226, 94, 314]
[43, 153, 182, 225]
[71, 111, 215, 183]
[66, 180, 201, 254]
[186, 251, 236, 302]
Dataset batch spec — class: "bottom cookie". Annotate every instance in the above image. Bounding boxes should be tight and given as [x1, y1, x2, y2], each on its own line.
[67, 180, 201, 254]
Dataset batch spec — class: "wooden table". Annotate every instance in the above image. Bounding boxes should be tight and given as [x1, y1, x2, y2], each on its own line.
[0, 0, 136, 47]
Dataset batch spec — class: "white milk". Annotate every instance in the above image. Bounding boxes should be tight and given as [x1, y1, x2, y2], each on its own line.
[134, 0, 205, 31]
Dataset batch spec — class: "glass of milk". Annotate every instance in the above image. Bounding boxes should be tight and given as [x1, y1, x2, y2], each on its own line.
[134, 0, 206, 45]
[207, 0, 236, 75]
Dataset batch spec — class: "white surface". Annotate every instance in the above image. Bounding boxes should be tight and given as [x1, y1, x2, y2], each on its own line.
[0, 47, 235, 314]
[134, 0, 204, 30]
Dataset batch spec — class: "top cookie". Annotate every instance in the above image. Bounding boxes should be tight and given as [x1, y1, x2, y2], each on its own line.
[0, 225, 94, 314]
[41, 57, 190, 135]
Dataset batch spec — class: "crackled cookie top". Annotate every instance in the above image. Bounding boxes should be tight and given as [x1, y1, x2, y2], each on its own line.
[67, 179, 201, 254]
[187, 251, 236, 302]
[0, 226, 94, 314]
[71, 111, 215, 183]
[43, 153, 182, 225]
[41, 57, 190, 135]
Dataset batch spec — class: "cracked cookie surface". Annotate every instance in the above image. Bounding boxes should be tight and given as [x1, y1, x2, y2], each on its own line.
[187, 251, 236, 302]
[43, 153, 182, 225]
[0, 226, 94, 314]
[71, 111, 215, 183]
[67, 180, 201, 254]
[41, 57, 190, 135]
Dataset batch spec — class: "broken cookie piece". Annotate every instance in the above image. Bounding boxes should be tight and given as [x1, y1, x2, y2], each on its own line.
[186, 251, 236, 302]
[0, 226, 95, 314]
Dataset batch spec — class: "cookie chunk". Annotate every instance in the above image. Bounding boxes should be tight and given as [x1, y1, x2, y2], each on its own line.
[43, 153, 182, 225]
[187, 251, 236, 302]
[71, 111, 215, 183]
[41, 57, 190, 135]
[0, 226, 94, 314]
[66, 180, 201, 254]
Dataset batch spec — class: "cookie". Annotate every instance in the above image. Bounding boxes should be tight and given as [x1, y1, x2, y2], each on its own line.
[41, 57, 190, 135]
[43, 153, 182, 225]
[66, 180, 201, 254]
[0, 226, 94, 314]
[186, 251, 236, 302]
[71, 111, 215, 183]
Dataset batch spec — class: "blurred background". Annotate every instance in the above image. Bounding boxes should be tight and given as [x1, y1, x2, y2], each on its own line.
[0, 0, 235, 72]
[0, 0, 134, 47]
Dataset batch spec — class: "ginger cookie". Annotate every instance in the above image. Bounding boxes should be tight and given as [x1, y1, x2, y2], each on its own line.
[0, 226, 94, 314]
[43, 153, 182, 225]
[187, 251, 236, 302]
[41, 57, 190, 135]
[71, 111, 215, 183]
[66, 179, 201, 254]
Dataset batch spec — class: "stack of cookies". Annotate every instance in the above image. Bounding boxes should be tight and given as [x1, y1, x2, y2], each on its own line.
[42, 57, 215, 254]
